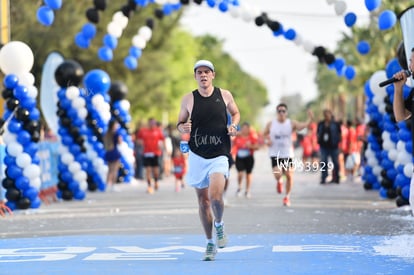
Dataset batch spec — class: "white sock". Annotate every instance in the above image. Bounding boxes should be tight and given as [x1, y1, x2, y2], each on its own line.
[214, 221, 224, 227]
[207, 239, 214, 244]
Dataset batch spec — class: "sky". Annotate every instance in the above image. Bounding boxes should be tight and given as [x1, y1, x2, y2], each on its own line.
[179, 0, 370, 123]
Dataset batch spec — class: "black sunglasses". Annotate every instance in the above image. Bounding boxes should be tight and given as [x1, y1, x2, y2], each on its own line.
[277, 109, 287, 113]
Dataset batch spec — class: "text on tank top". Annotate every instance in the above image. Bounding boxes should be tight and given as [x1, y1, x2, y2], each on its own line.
[189, 87, 231, 159]
[269, 118, 294, 158]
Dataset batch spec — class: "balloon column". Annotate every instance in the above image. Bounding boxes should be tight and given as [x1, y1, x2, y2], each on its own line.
[109, 81, 135, 183]
[83, 69, 112, 191]
[54, 60, 89, 200]
[0, 41, 42, 210]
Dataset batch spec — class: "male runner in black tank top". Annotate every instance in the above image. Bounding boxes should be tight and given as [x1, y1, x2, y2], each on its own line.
[176, 60, 240, 261]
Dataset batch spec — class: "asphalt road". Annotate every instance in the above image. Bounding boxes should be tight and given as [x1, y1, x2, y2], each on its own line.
[1, 148, 413, 275]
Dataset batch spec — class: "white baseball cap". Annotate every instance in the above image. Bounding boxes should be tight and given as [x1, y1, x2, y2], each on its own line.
[193, 60, 215, 72]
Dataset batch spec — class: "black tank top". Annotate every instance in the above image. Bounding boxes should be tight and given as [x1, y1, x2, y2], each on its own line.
[189, 87, 231, 159]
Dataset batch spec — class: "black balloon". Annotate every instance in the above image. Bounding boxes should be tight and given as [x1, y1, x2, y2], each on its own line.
[62, 190, 73, 200]
[254, 16, 265, 27]
[324, 53, 335, 65]
[380, 178, 393, 189]
[16, 107, 30, 122]
[121, 5, 133, 18]
[386, 189, 398, 199]
[127, 0, 137, 10]
[31, 131, 41, 142]
[6, 98, 19, 110]
[2, 88, 13, 99]
[109, 81, 128, 101]
[396, 196, 409, 207]
[266, 20, 281, 32]
[146, 18, 155, 29]
[180, 0, 190, 4]
[154, 9, 164, 19]
[55, 60, 84, 88]
[57, 181, 68, 190]
[363, 182, 373, 190]
[17, 197, 31, 209]
[86, 8, 99, 23]
[2, 177, 15, 189]
[93, 0, 106, 11]
[193, 0, 203, 4]
[6, 187, 21, 201]
[23, 120, 40, 134]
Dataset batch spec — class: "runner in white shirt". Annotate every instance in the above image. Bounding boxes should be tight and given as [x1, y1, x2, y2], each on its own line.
[263, 103, 313, 206]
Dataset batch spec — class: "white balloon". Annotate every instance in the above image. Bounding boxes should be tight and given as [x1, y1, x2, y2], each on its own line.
[228, 5, 240, 18]
[7, 142, 23, 157]
[138, 26, 153, 42]
[17, 72, 35, 86]
[119, 99, 130, 111]
[30, 177, 42, 190]
[397, 151, 411, 165]
[303, 40, 315, 53]
[132, 35, 147, 49]
[3, 131, 16, 144]
[61, 152, 74, 164]
[16, 153, 32, 168]
[72, 97, 86, 109]
[377, 102, 386, 113]
[91, 94, 105, 106]
[23, 164, 41, 179]
[27, 85, 38, 98]
[326, 0, 336, 5]
[293, 34, 303, 46]
[155, 0, 168, 4]
[74, 171, 87, 183]
[334, 1, 347, 16]
[107, 21, 123, 38]
[373, 165, 382, 176]
[240, 4, 254, 22]
[397, 140, 406, 151]
[388, 149, 398, 161]
[79, 180, 88, 191]
[403, 163, 413, 177]
[58, 144, 69, 155]
[66, 86, 80, 100]
[77, 107, 88, 119]
[381, 131, 391, 141]
[0, 41, 34, 74]
[68, 162, 81, 173]
[112, 11, 129, 30]
[367, 156, 378, 167]
[369, 70, 387, 97]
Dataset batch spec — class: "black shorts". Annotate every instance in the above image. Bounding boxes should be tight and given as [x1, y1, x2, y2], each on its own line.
[235, 155, 254, 173]
[271, 157, 293, 170]
[143, 156, 159, 167]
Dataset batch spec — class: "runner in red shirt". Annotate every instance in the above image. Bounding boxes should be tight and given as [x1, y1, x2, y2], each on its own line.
[137, 118, 165, 194]
[232, 122, 259, 198]
[172, 147, 187, 192]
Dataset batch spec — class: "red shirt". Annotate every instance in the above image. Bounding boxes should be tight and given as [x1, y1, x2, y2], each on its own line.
[173, 155, 186, 176]
[137, 127, 165, 156]
[232, 131, 258, 157]
[301, 135, 313, 157]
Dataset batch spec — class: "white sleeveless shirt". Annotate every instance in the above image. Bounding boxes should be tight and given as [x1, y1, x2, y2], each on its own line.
[268, 118, 294, 158]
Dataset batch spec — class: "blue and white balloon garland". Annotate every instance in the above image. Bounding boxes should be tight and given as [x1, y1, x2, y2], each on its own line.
[54, 60, 89, 200]
[0, 41, 42, 210]
[109, 81, 135, 182]
[83, 69, 112, 191]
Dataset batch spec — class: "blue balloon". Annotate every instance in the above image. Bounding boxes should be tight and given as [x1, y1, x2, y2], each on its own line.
[402, 185, 411, 200]
[17, 130, 32, 145]
[23, 142, 39, 156]
[207, 0, 216, 8]
[20, 97, 36, 110]
[395, 173, 410, 187]
[218, 2, 228, 12]
[379, 187, 388, 199]
[124, 56, 138, 70]
[129, 46, 142, 58]
[31, 197, 42, 209]
[398, 128, 411, 142]
[4, 155, 16, 166]
[386, 168, 397, 181]
[8, 119, 22, 134]
[3, 74, 19, 89]
[405, 140, 412, 153]
[74, 190, 86, 200]
[378, 10, 397, 31]
[385, 58, 402, 78]
[6, 201, 17, 211]
[13, 85, 28, 100]
[273, 24, 284, 37]
[284, 29, 296, 40]
[364, 0, 381, 12]
[6, 165, 23, 179]
[135, 0, 148, 6]
[344, 66, 356, 80]
[364, 80, 374, 99]
[83, 69, 111, 94]
[357, 41, 370, 55]
[36, 6, 54, 26]
[334, 58, 345, 72]
[15, 176, 30, 190]
[103, 34, 118, 49]
[97, 46, 113, 62]
[23, 187, 38, 201]
[163, 4, 173, 15]
[403, 85, 411, 100]
[344, 12, 357, 27]
[74, 33, 90, 49]
[45, 0, 62, 10]
[81, 23, 97, 40]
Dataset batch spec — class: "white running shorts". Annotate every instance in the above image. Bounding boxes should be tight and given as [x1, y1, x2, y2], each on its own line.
[186, 150, 229, 189]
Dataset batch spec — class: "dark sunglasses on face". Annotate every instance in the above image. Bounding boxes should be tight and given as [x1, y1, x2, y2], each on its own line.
[277, 109, 286, 114]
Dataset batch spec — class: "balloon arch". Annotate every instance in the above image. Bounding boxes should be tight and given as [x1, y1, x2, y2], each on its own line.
[0, 0, 412, 214]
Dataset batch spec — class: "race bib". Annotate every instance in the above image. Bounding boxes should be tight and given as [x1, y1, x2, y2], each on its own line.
[237, 149, 251, 158]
